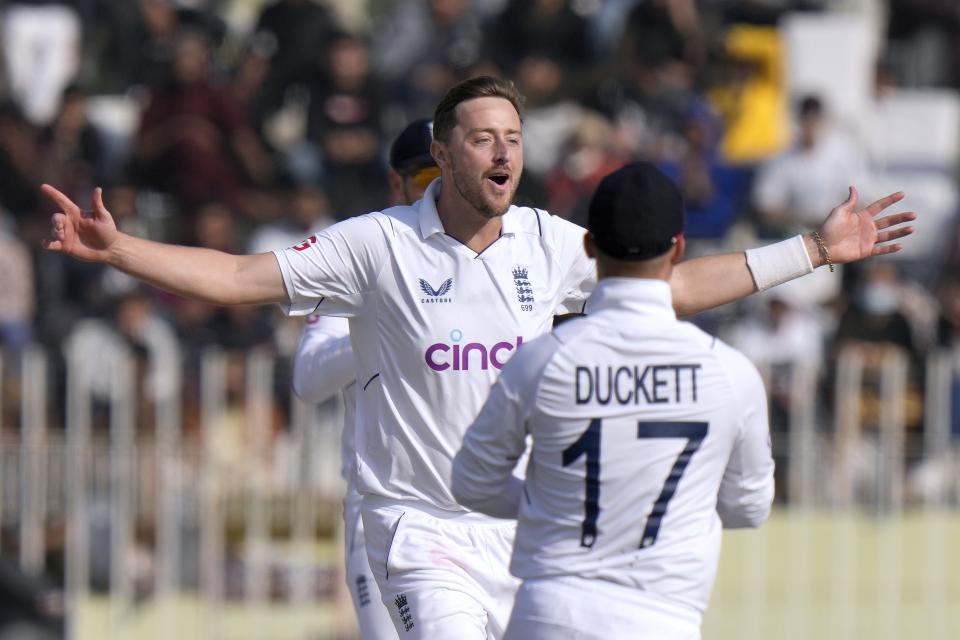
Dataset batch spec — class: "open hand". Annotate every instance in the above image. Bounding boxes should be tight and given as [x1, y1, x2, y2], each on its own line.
[41, 185, 118, 263]
[818, 187, 916, 265]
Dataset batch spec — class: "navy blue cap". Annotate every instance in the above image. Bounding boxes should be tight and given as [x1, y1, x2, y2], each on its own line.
[389, 118, 436, 173]
[587, 162, 685, 260]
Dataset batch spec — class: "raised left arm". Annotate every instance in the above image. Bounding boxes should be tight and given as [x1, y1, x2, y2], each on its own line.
[670, 188, 915, 316]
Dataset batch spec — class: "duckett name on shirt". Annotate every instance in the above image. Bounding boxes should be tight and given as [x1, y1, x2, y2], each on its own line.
[575, 364, 701, 405]
[424, 334, 524, 371]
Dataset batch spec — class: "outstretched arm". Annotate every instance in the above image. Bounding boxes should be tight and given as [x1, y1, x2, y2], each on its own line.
[42, 185, 288, 306]
[670, 188, 915, 316]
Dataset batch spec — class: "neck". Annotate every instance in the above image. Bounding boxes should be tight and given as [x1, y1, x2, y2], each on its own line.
[436, 182, 504, 253]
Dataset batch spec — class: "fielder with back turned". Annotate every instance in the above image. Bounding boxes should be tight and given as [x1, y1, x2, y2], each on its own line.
[454, 162, 774, 639]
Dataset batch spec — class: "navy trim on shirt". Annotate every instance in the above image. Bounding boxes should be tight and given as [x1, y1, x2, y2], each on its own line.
[363, 373, 380, 390]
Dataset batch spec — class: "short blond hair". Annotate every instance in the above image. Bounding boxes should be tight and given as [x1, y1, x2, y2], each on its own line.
[432, 76, 524, 142]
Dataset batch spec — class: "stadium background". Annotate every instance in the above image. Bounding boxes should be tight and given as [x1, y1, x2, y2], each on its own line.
[0, 0, 959, 638]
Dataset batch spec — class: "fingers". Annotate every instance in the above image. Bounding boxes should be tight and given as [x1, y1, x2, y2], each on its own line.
[871, 243, 903, 257]
[876, 226, 914, 244]
[41, 183, 79, 214]
[862, 191, 905, 217]
[843, 185, 858, 211]
[50, 212, 67, 238]
[874, 210, 917, 230]
[43, 212, 68, 252]
[91, 187, 109, 220]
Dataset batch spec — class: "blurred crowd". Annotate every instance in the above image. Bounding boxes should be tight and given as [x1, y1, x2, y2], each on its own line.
[0, 0, 959, 496]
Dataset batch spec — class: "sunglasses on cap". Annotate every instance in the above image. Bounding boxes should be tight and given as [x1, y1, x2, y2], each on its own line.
[406, 166, 440, 189]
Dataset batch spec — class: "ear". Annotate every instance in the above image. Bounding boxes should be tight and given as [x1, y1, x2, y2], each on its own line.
[430, 139, 447, 171]
[670, 234, 686, 264]
[387, 169, 404, 204]
[583, 232, 596, 259]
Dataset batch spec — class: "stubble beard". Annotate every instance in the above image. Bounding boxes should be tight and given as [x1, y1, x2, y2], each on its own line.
[450, 161, 516, 219]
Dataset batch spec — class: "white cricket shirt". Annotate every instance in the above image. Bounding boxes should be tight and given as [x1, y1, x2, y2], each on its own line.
[453, 278, 774, 614]
[273, 179, 595, 512]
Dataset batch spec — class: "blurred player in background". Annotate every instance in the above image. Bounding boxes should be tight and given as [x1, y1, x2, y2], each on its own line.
[453, 163, 774, 639]
[41, 76, 914, 639]
[292, 118, 437, 639]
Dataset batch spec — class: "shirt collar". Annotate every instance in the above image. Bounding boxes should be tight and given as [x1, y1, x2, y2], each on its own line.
[418, 178, 521, 239]
[585, 277, 676, 320]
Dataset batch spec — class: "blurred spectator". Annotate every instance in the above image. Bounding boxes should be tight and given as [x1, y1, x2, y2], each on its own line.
[936, 277, 960, 350]
[1, 0, 81, 125]
[0, 102, 41, 220]
[728, 294, 826, 498]
[618, 0, 704, 75]
[600, 0, 704, 157]
[487, 0, 597, 101]
[833, 261, 925, 434]
[752, 95, 870, 236]
[228, 43, 275, 143]
[37, 85, 106, 193]
[167, 202, 275, 354]
[886, 0, 960, 88]
[708, 23, 789, 165]
[91, 0, 225, 93]
[657, 104, 751, 239]
[190, 201, 237, 252]
[371, 0, 485, 118]
[62, 288, 180, 427]
[731, 295, 826, 369]
[0, 557, 63, 640]
[544, 111, 627, 227]
[730, 296, 826, 420]
[247, 185, 334, 255]
[305, 32, 387, 218]
[717, 0, 807, 26]
[835, 261, 917, 357]
[483, 0, 600, 203]
[0, 225, 34, 366]
[933, 277, 960, 442]
[252, 0, 339, 117]
[133, 29, 273, 213]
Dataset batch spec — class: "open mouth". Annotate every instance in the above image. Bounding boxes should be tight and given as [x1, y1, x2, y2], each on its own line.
[487, 174, 509, 187]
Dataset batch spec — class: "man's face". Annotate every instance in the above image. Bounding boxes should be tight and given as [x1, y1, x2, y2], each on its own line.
[437, 97, 523, 218]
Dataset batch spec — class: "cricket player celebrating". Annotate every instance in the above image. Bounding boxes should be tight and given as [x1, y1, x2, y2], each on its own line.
[453, 162, 774, 639]
[293, 118, 438, 639]
[42, 76, 914, 639]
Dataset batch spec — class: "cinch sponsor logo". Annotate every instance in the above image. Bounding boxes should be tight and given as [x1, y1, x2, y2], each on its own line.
[425, 329, 523, 371]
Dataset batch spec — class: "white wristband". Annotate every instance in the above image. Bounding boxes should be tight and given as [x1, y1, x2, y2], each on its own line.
[744, 234, 814, 292]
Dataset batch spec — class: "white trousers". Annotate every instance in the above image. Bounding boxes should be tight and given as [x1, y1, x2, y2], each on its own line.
[362, 498, 520, 640]
[344, 493, 399, 639]
[505, 575, 702, 640]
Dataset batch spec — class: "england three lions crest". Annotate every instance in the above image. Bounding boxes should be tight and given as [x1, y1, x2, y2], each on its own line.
[512, 266, 534, 311]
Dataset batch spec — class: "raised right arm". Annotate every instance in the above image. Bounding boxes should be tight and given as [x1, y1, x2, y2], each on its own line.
[42, 184, 288, 306]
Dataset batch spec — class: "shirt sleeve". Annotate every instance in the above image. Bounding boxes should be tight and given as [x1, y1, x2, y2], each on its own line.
[292, 315, 354, 404]
[452, 333, 559, 519]
[717, 349, 775, 528]
[543, 212, 596, 315]
[272, 213, 389, 316]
